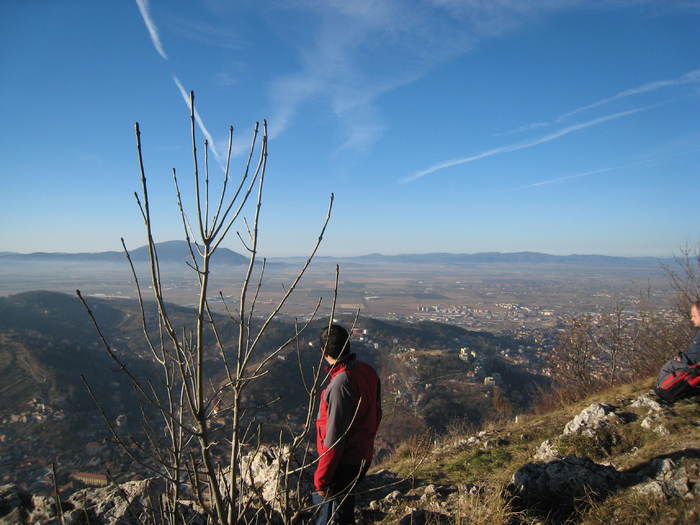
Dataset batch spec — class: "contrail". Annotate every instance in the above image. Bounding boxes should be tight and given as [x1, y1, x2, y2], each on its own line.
[401, 105, 650, 183]
[556, 68, 700, 122]
[173, 76, 224, 170]
[134, 0, 168, 60]
[515, 166, 617, 190]
[499, 67, 699, 136]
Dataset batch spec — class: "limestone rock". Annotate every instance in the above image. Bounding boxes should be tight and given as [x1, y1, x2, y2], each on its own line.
[633, 458, 694, 500]
[634, 480, 668, 498]
[26, 495, 56, 524]
[384, 490, 402, 503]
[64, 477, 167, 525]
[640, 414, 670, 436]
[629, 391, 664, 412]
[509, 455, 620, 510]
[0, 479, 207, 525]
[563, 403, 623, 437]
[533, 439, 561, 462]
[237, 445, 313, 511]
[436, 429, 506, 453]
[422, 484, 437, 498]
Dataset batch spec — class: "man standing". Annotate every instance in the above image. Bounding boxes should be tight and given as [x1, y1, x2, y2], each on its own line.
[313, 324, 381, 524]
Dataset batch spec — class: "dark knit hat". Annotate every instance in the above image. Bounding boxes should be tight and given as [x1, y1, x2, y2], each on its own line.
[320, 324, 350, 359]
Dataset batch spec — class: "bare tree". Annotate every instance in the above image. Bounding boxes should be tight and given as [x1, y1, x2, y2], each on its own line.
[77, 92, 337, 524]
[665, 244, 700, 314]
[548, 316, 599, 399]
[589, 300, 641, 386]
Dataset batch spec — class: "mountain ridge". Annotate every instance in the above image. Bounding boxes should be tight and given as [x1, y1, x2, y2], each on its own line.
[0, 240, 247, 265]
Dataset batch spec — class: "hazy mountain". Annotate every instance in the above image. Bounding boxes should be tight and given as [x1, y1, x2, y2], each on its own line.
[1, 246, 669, 268]
[345, 252, 670, 266]
[270, 251, 670, 267]
[0, 240, 248, 266]
[0, 291, 149, 412]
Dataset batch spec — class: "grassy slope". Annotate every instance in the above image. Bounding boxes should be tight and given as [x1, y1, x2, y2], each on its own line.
[375, 378, 700, 524]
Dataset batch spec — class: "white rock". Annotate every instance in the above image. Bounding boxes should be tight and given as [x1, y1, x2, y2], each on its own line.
[384, 490, 402, 502]
[533, 439, 560, 462]
[563, 403, 621, 437]
[653, 424, 670, 436]
[641, 414, 670, 435]
[634, 480, 667, 498]
[630, 392, 664, 412]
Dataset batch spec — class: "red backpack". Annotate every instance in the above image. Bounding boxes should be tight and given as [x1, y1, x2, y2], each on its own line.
[654, 353, 700, 403]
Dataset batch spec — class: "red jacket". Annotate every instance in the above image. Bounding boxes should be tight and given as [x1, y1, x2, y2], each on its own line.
[314, 354, 381, 491]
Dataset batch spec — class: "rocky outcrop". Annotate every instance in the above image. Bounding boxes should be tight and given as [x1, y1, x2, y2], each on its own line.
[237, 444, 313, 511]
[532, 439, 561, 462]
[4, 389, 699, 524]
[634, 457, 700, 500]
[510, 455, 620, 502]
[562, 403, 623, 437]
[630, 391, 666, 412]
[436, 429, 508, 454]
[0, 478, 203, 525]
[640, 413, 671, 436]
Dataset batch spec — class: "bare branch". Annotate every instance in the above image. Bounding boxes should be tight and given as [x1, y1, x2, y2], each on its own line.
[210, 126, 234, 237]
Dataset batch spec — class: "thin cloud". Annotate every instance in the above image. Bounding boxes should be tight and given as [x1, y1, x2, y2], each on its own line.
[558, 68, 700, 121]
[501, 67, 700, 135]
[266, 1, 576, 149]
[173, 76, 224, 170]
[515, 166, 617, 190]
[496, 120, 550, 136]
[401, 105, 649, 183]
[509, 146, 694, 192]
[134, 0, 168, 59]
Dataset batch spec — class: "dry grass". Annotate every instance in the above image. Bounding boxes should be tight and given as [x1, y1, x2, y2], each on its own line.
[453, 486, 538, 525]
[578, 490, 700, 524]
[378, 378, 700, 525]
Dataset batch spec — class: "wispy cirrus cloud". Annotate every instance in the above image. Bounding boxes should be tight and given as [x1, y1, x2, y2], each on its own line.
[168, 17, 244, 51]
[173, 76, 224, 170]
[401, 105, 650, 183]
[266, 0, 579, 150]
[134, 0, 168, 60]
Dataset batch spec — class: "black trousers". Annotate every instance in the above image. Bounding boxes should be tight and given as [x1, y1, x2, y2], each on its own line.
[313, 464, 366, 525]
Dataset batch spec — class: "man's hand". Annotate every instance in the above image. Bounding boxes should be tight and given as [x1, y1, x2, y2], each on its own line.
[316, 489, 328, 498]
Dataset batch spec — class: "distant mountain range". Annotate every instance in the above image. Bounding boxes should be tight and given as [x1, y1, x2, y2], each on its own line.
[0, 240, 248, 266]
[0, 243, 671, 268]
[277, 251, 672, 267]
[351, 251, 670, 266]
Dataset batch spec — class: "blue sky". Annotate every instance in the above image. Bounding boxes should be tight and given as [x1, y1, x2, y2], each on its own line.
[1, 0, 698, 257]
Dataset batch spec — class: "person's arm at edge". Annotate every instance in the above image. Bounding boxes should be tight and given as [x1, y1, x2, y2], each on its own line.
[684, 330, 700, 364]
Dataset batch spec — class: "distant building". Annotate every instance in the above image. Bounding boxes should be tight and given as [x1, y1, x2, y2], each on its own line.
[71, 472, 108, 487]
